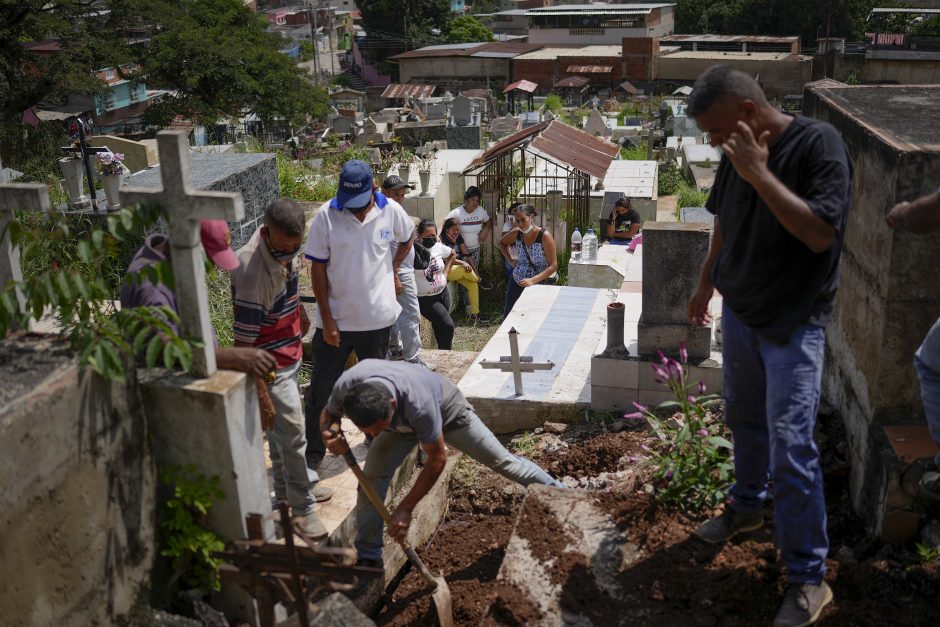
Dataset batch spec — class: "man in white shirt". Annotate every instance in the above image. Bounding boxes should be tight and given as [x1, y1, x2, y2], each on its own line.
[445, 186, 491, 270]
[303, 160, 415, 470]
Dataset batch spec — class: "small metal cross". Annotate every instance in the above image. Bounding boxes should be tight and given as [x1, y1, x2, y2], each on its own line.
[480, 327, 554, 396]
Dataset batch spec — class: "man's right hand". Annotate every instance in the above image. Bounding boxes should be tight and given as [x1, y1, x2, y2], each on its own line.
[322, 317, 341, 347]
[222, 347, 277, 378]
[688, 284, 714, 327]
[322, 425, 350, 456]
[394, 273, 404, 295]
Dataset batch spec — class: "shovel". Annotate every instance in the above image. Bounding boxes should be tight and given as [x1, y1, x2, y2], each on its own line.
[337, 446, 454, 627]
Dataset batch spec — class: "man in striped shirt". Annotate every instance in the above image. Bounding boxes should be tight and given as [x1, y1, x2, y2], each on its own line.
[231, 199, 332, 541]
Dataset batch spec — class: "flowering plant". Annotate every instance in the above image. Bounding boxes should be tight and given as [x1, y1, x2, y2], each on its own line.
[625, 342, 734, 511]
[416, 147, 438, 173]
[95, 151, 126, 176]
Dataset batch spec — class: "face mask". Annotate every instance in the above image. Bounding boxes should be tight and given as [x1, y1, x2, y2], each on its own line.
[421, 237, 437, 248]
[265, 234, 300, 261]
[520, 224, 534, 234]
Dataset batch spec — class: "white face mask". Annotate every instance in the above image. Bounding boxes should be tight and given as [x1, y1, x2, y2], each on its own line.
[520, 224, 534, 234]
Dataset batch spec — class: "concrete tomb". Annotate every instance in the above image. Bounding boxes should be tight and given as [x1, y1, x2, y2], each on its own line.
[804, 81, 940, 539]
[636, 222, 711, 361]
[0, 182, 51, 323]
[124, 146, 279, 249]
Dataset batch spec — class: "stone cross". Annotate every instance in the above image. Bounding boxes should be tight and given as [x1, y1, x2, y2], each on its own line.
[0, 182, 51, 320]
[480, 327, 554, 396]
[121, 130, 244, 378]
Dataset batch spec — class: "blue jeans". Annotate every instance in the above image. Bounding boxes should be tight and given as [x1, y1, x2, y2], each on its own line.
[355, 409, 564, 560]
[722, 304, 828, 584]
[267, 360, 317, 516]
[915, 317, 940, 467]
[390, 270, 421, 362]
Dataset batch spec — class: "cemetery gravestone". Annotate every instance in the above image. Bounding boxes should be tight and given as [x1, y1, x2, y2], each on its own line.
[452, 94, 473, 126]
[680, 206, 715, 227]
[0, 183, 51, 321]
[637, 222, 711, 360]
[121, 131, 245, 378]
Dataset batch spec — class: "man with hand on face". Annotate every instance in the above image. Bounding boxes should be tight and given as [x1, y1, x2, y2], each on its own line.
[685, 65, 852, 627]
[303, 161, 415, 471]
[231, 199, 332, 541]
[318, 359, 563, 590]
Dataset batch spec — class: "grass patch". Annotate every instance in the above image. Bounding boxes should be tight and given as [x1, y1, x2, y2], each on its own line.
[450, 454, 481, 497]
[509, 431, 540, 457]
[206, 267, 234, 347]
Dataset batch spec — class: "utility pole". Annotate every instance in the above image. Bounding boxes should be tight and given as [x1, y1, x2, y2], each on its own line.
[307, 5, 321, 83]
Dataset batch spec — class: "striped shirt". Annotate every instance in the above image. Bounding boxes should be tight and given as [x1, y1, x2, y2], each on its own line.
[230, 228, 303, 368]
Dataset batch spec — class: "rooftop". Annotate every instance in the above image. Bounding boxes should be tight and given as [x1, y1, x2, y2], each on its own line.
[527, 3, 674, 14]
[390, 41, 543, 60]
[381, 84, 436, 99]
[660, 50, 802, 61]
[806, 83, 940, 150]
[660, 34, 800, 44]
[514, 45, 622, 60]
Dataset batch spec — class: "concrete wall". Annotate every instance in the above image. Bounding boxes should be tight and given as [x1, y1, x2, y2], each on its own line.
[399, 57, 509, 86]
[658, 55, 813, 99]
[804, 82, 940, 528]
[0, 337, 154, 626]
[860, 57, 940, 84]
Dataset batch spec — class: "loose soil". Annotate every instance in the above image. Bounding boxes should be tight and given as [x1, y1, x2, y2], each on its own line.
[376, 416, 940, 626]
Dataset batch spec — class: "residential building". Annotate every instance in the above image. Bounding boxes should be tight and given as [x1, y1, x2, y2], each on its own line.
[525, 3, 675, 45]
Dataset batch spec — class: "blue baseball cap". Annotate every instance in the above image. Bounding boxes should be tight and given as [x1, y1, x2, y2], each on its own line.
[335, 160, 374, 210]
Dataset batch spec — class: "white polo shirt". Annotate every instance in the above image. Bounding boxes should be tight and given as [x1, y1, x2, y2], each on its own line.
[305, 193, 414, 331]
[445, 204, 490, 250]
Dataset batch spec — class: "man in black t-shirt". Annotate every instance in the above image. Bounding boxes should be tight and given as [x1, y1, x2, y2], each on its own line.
[606, 196, 641, 245]
[685, 66, 851, 627]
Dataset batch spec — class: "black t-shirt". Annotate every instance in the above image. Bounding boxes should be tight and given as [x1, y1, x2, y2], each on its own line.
[608, 208, 642, 239]
[706, 114, 852, 345]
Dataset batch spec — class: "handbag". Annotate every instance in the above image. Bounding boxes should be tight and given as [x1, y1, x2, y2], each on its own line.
[517, 229, 559, 285]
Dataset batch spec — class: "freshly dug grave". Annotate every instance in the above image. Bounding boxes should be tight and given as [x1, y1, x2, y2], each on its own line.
[377, 417, 940, 626]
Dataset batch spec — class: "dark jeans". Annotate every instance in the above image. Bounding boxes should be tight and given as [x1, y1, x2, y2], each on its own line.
[418, 289, 454, 350]
[503, 276, 524, 318]
[303, 326, 391, 469]
[722, 304, 828, 584]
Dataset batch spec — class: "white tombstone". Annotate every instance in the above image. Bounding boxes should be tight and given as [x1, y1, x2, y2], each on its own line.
[586, 109, 609, 137]
[452, 94, 474, 126]
[120, 131, 244, 378]
[0, 183, 51, 321]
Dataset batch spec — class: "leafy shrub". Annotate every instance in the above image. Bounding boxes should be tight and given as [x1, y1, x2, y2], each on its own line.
[627, 344, 734, 511]
[657, 163, 683, 196]
[159, 465, 226, 594]
[677, 182, 710, 210]
[544, 94, 564, 114]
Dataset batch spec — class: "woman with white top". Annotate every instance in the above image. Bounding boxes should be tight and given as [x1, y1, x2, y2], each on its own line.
[445, 186, 491, 270]
[500, 203, 558, 318]
[414, 219, 456, 350]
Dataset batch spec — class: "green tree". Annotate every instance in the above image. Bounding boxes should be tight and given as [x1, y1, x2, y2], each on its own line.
[0, 1, 126, 124]
[120, 0, 329, 124]
[357, 0, 451, 44]
[445, 15, 494, 43]
[470, 0, 501, 15]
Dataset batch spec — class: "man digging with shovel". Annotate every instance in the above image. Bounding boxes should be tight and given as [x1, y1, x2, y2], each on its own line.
[320, 359, 564, 600]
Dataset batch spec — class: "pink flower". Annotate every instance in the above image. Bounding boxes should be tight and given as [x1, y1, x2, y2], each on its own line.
[623, 411, 644, 420]
[696, 429, 708, 436]
[679, 341, 688, 364]
[657, 350, 668, 365]
[641, 443, 651, 452]
[698, 381, 706, 395]
[632, 401, 647, 412]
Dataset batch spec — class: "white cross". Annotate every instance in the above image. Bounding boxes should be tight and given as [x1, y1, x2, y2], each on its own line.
[0, 181, 51, 324]
[120, 130, 244, 378]
[480, 327, 554, 396]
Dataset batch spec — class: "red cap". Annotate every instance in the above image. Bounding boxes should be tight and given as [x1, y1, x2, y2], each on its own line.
[199, 220, 239, 271]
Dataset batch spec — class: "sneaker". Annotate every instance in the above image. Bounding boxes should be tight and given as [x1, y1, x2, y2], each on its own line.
[693, 506, 763, 544]
[772, 582, 833, 627]
[347, 557, 384, 597]
[293, 512, 328, 542]
[313, 483, 334, 503]
[920, 471, 940, 502]
[408, 356, 435, 371]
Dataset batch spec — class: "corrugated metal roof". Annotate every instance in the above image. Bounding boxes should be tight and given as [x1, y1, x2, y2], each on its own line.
[660, 34, 800, 44]
[616, 81, 639, 94]
[529, 9, 648, 15]
[461, 89, 491, 99]
[503, 79, 538, 94]
[381, 84, 436, 99]
[464, 119, 619, 180]
[555, 75, 590, 88]
[515, 46, 621, 60]
[566, 65, 614, 74]
[391, 41, 540, 60]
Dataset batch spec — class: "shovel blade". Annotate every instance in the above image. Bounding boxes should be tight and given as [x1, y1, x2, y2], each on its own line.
[430, 575, 454, 627]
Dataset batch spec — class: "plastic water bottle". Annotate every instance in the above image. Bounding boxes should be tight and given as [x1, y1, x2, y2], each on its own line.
[583, 228, 598, 263]
[570, 228, 582, 263]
